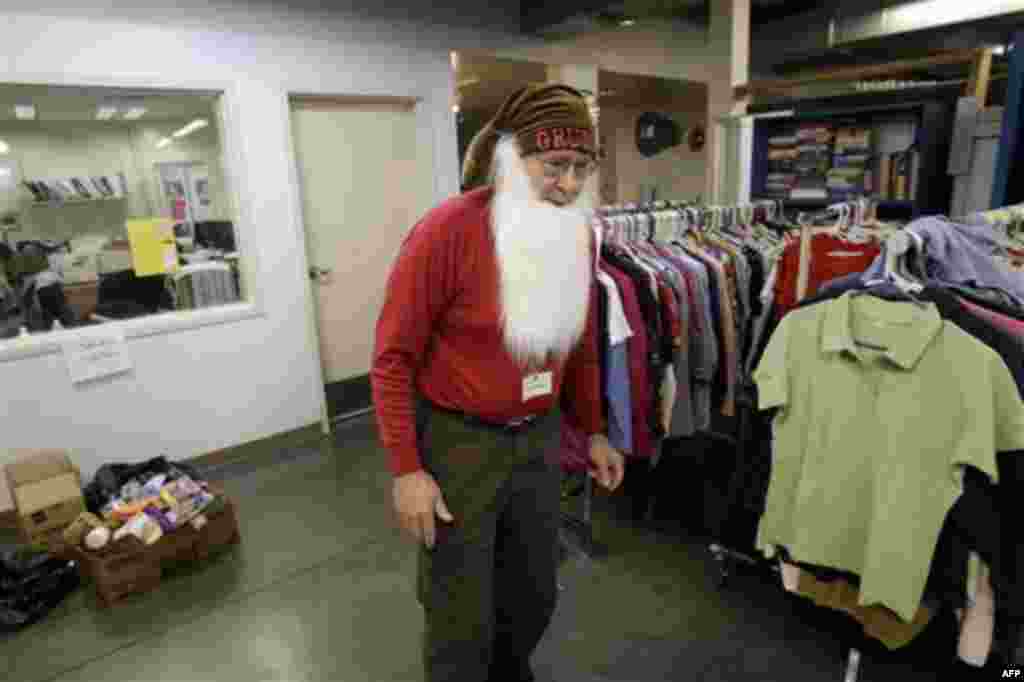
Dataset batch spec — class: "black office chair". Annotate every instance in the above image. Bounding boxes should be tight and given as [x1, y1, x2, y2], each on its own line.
[22, 279, 77, 331]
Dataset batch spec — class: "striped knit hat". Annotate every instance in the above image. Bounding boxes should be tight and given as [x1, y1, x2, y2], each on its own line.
[461, 83, 596, 190]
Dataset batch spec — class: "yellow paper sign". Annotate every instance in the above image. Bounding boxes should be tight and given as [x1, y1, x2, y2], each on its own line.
[126, 218, 179, 277]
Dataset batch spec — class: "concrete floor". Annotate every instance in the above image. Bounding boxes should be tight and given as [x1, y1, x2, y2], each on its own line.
[1, 416, 959, 681]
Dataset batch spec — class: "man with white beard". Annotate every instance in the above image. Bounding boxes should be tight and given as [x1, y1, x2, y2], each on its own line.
[372, 84, 625, 682]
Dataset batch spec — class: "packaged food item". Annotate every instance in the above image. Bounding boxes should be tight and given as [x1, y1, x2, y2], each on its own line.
[108, 498, 162, 523]
[163, 477, 203, 501]
[84, 526, 111, 551]
[113, 512, 164, 546]
[141, 474, 168, 498]
[62, 512, 106, 548]
[143, 507, 175, 534]
[163, 487, 214, 528]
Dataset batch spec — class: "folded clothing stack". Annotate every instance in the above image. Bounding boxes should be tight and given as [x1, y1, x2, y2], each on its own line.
[829, 127, 873, 200]
[791, 124, 834, 200]
[766, 130, 800, 194]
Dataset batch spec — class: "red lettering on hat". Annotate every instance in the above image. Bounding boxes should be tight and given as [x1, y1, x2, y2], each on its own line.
[536, 129, 552, 151]
[552, 128, 567, 149]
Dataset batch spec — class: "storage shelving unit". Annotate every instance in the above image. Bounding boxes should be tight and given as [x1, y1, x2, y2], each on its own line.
[749, 87, 959, 220]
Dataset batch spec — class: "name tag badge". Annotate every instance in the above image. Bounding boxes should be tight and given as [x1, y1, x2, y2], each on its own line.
[523, 372, 553, 402]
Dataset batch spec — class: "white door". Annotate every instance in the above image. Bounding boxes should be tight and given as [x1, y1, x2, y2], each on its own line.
[290, 97, 435, 420]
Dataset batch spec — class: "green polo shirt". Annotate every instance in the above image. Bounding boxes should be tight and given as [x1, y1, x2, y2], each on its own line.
[754, 292, 1024, 622]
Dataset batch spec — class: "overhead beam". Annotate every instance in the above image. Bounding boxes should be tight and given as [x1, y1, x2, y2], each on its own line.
[520, 0, 616, 34]
[734, 48, 983, 99]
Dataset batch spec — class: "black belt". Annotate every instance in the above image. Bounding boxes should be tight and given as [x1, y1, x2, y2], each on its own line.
[428, 402, 549, 434]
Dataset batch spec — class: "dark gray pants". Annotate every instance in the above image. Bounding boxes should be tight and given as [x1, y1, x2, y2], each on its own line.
[416, 403, 562, 682]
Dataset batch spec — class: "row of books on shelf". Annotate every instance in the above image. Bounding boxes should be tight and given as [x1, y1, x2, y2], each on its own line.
[23, 173, 128, 203]
[764, 150, 917, 202]
[877, 151, 918, 201]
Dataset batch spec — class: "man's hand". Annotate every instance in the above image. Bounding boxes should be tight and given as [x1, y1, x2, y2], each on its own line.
[393, 470, 454, 549]
[588, 434, 625, 492]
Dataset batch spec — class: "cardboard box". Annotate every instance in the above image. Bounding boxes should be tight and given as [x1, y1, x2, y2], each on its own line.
[4, 450, 86, 548]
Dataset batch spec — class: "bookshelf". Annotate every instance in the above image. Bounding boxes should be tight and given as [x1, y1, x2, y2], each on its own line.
[28, 197, 126, 208]
[749, 90, 958, 220]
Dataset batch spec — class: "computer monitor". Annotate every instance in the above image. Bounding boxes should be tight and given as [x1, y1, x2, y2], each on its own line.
[194, 220, 236, 252]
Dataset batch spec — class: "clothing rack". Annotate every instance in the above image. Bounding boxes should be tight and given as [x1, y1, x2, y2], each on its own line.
[709, 193, 882, 563]
[969, 201, 1024, 227]
[602, 199, 780, 518]
[708, 203, 1024, 680]
[706, 196, 891, 682]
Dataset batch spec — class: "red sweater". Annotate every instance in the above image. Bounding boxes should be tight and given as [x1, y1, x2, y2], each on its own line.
[372, 187, 606, 477]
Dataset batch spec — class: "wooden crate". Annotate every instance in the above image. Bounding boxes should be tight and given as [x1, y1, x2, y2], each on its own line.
[62, 493, 240, 608]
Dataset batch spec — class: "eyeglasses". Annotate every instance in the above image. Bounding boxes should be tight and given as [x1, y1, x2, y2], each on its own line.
[541, 159, 597, 181]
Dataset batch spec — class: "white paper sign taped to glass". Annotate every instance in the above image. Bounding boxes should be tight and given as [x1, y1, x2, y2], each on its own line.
[62, 329, 133, 385]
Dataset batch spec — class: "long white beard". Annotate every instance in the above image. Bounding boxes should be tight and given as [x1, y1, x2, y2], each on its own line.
[491, 136, 598, 369]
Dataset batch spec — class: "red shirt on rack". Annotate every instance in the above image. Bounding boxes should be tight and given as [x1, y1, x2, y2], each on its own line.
[371, 186, 606, 477]
[773, 232, 881, 316]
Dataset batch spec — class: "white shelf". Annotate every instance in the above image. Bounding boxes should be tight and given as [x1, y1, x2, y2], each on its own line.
[28, 196, 126, 208]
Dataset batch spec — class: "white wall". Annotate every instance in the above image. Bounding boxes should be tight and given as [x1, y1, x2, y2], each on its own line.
[0, 3, 466, 509]
[601, 104, 707, 203]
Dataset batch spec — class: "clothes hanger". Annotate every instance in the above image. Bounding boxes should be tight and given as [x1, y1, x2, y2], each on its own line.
[857, 231, 927, 308]
[901, 230, 932, 283]
[681, 206, 698, 242]
[828, 203, 848, 236]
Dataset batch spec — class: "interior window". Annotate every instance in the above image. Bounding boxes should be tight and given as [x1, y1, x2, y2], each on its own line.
[0, 84, 244, 341]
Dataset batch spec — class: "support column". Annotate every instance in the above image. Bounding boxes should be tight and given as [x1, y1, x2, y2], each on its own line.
[707, 0, 750, 204]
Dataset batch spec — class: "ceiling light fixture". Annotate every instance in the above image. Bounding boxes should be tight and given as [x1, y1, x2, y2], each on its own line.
[0, 140, 10, 155]
[156, 137, 173, 149]
[122, 107, 147, 120]
[14, 105, 36, 120]
[96, 106, 118, 121]
[619, 18, 636, 27]
[171, 118, 209, 138]
[452, 104, 461, 114]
